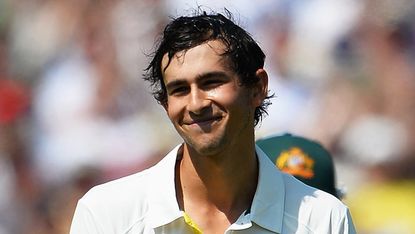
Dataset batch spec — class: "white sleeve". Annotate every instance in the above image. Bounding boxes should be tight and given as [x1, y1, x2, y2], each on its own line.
[337, 208, 357, 234]
[70, 200, 104, 234]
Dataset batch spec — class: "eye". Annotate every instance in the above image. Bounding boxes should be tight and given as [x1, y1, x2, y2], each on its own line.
[202, 79, 225, 89]
[168, 85, 189, 96]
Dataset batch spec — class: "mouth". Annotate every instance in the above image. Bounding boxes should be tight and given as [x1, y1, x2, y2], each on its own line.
[185, 116, 223, 127]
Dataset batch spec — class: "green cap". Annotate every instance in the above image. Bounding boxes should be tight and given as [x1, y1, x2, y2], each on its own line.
[256, 133, 339, 198]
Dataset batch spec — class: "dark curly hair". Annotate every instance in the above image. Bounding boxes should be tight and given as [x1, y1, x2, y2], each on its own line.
[144, 9, 272, 126]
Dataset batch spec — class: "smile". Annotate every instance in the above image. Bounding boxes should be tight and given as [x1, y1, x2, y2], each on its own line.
[186, 116, 223, 127]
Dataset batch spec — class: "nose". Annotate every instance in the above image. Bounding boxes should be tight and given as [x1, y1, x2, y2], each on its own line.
[187, 88, 210, 114]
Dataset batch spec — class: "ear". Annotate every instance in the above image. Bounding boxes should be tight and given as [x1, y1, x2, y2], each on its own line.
[251, 68, 269, 107]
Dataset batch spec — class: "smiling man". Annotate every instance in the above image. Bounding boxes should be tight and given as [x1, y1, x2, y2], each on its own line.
[162, 40, 261, 158]
[70, 10, 356, 234]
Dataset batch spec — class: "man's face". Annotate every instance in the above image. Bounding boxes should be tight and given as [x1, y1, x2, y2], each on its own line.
[161, 40, 259, 156]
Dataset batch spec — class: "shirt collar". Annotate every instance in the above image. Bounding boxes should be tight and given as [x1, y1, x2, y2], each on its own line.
[249, 145, 285, 233]
[146, 144, 286, 233]
[146, 144, 183, 228]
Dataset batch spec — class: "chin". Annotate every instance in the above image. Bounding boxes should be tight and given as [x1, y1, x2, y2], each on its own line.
[194, 144, 223, 156]
[183, 134, 228, 156]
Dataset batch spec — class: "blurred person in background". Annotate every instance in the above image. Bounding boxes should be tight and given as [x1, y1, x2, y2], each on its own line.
[0, 8, 38, 231]
[4, 0, 171, 233]
[314, 1, 415, 233]
[30, 0, 149, 185]
[346, 151, 415, 234]
[70, 9, 355, 233]
[18, 0, 173, 188]
[0, 79, 34, 234]
[256, 133, 344, 199]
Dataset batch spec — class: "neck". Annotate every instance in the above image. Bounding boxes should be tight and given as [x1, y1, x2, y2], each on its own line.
[175, 140, 258, 222]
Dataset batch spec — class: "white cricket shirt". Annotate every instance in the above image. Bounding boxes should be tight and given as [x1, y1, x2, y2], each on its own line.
[70, 144, 356, 233]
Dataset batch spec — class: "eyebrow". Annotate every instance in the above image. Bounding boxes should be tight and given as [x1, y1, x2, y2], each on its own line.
[197, 71, 229, 81]
[165, 71, 230, 90]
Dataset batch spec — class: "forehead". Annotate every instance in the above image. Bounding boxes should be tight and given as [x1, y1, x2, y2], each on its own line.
[161, 40, 230, 78]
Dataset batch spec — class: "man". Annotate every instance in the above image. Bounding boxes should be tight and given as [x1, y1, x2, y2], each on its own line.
[70, 10, 356, 233]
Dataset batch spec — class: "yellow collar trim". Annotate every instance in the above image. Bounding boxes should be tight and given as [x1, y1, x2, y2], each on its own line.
[183, 212, 203, 234]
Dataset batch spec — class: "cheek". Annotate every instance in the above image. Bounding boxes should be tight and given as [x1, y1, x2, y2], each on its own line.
[221, 89, 253, 111]
[165, 98, 182, 121]
[207, 87, 245, 107]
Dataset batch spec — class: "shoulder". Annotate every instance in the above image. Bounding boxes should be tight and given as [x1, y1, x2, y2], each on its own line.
[281, 173, 355, 233]
[79, 169, 152, 216]
[82, 168, 152, 209]
[73, 168, 155, 233]
[282, 172, 342, 207]
[71, 145, 182, 233]
[80, 145, 180, 212]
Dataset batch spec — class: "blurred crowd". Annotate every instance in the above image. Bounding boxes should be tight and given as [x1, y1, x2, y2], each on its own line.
[0, 0, 414, 233]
